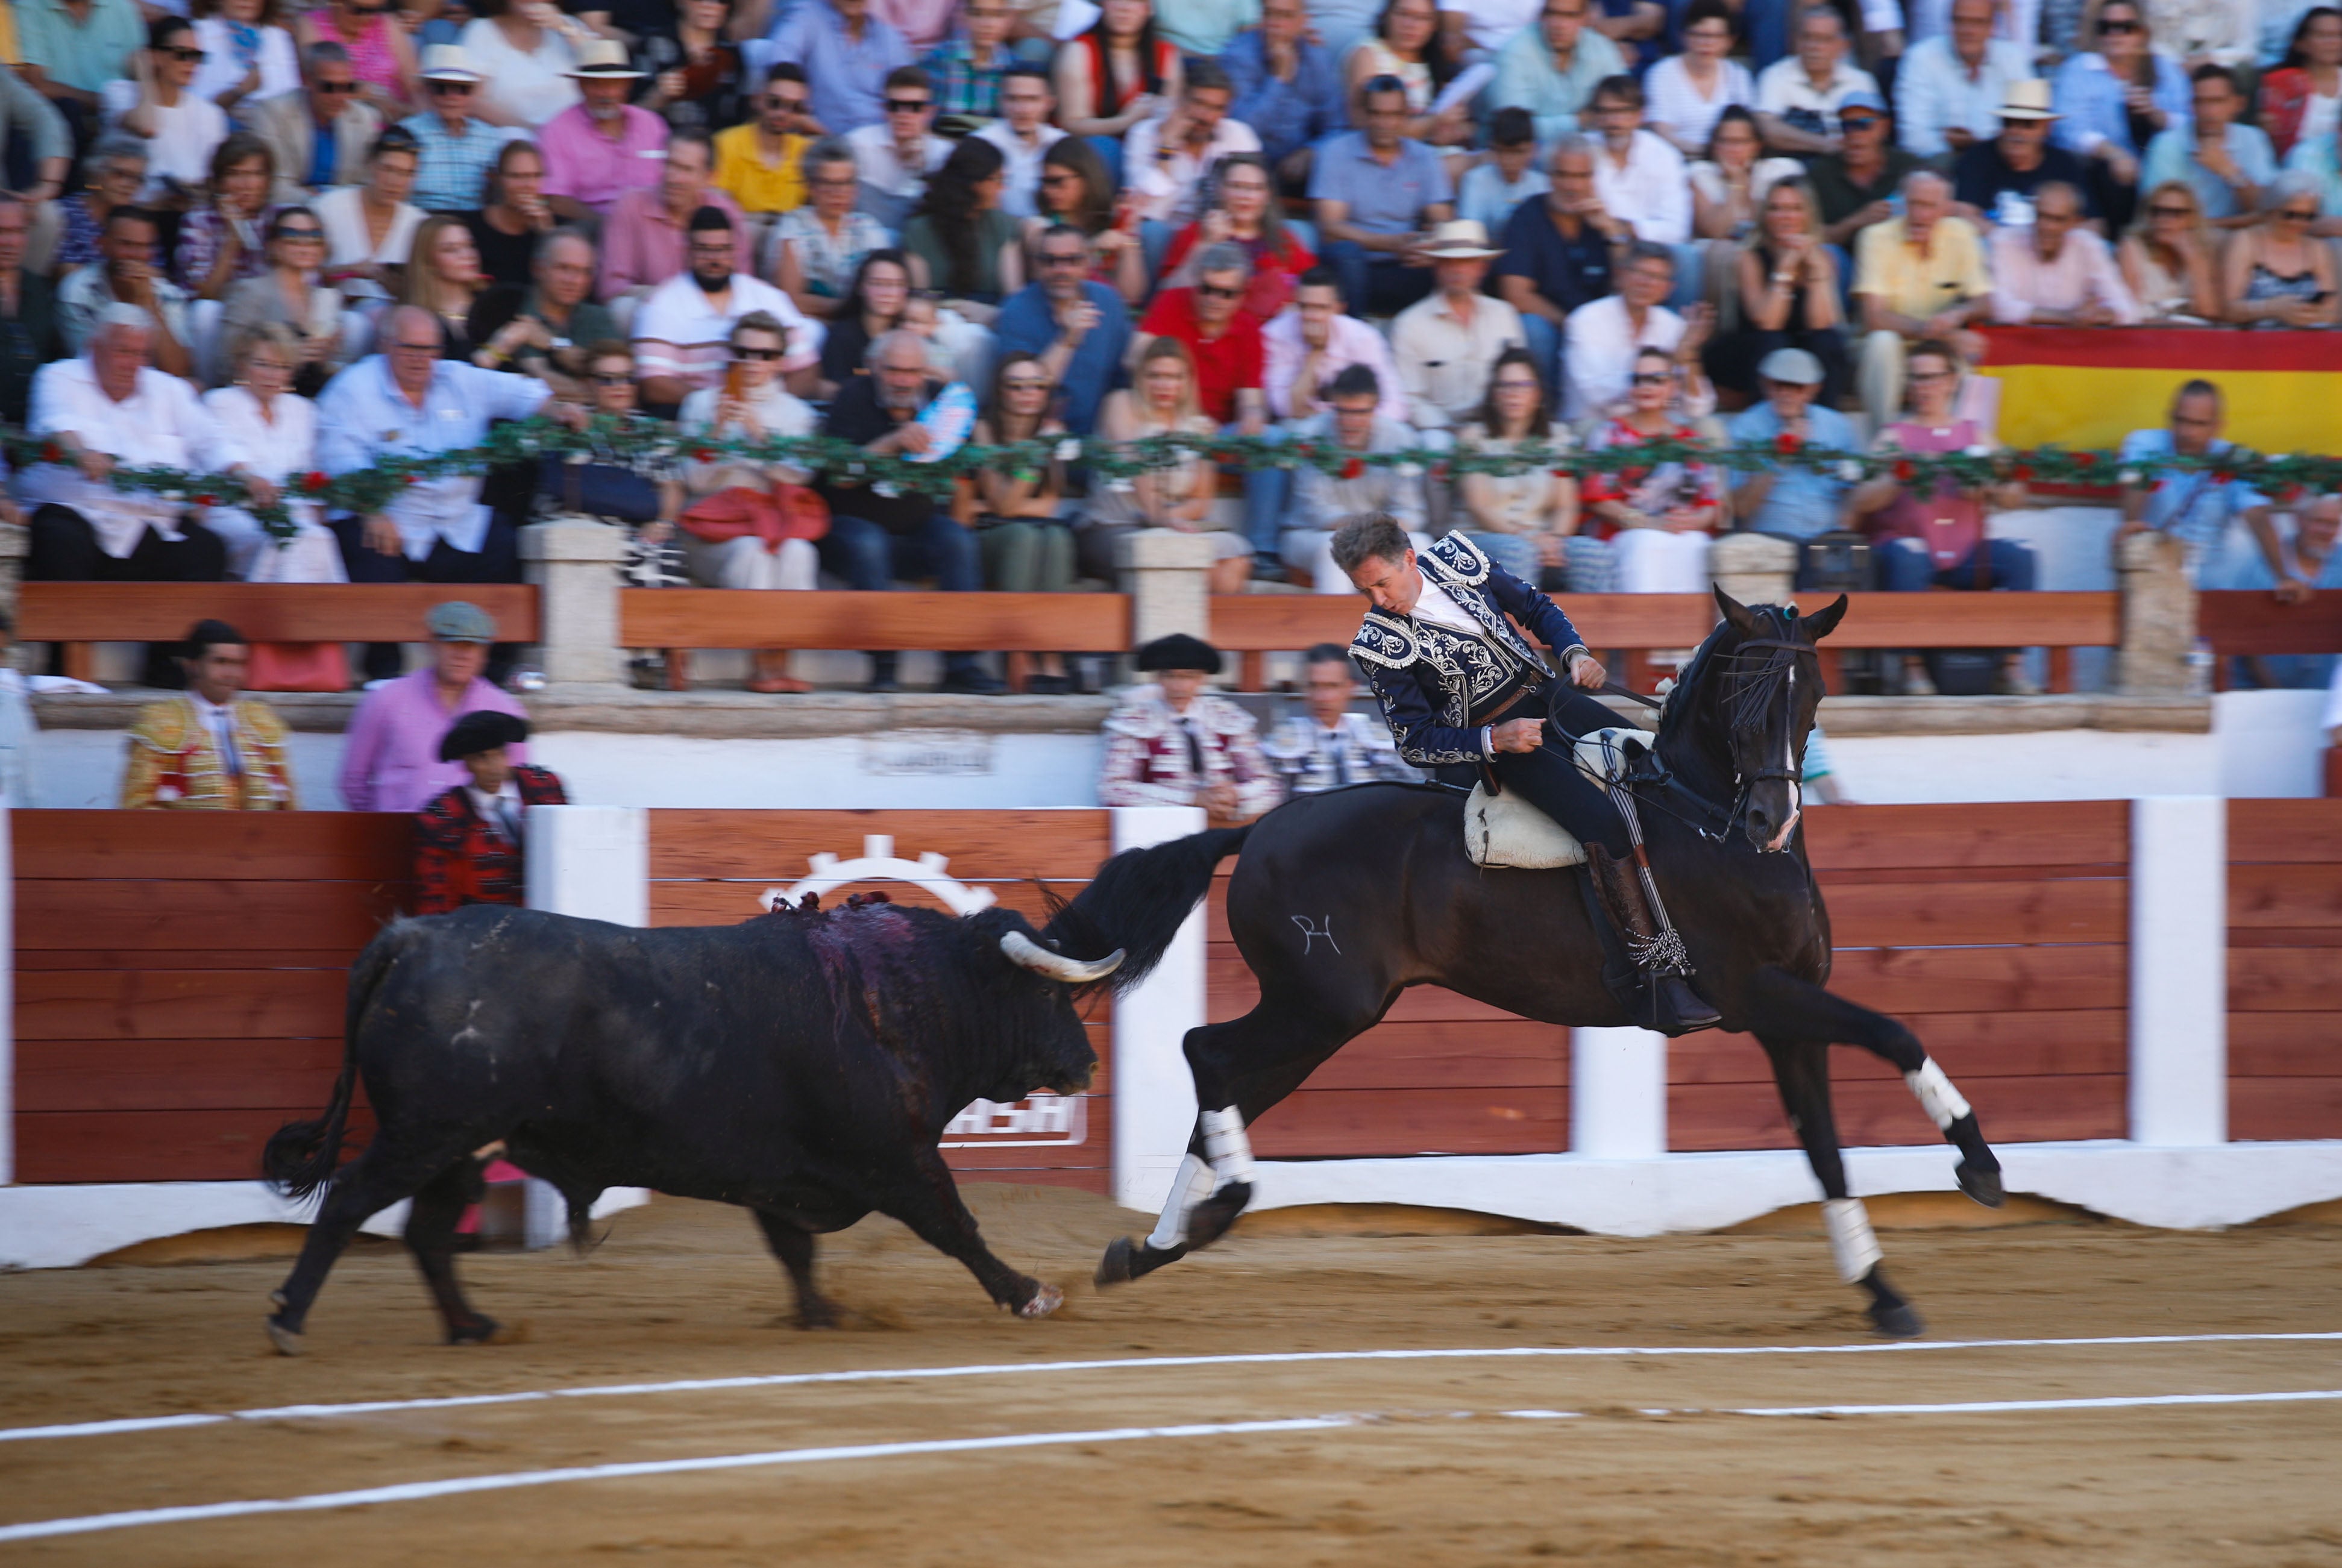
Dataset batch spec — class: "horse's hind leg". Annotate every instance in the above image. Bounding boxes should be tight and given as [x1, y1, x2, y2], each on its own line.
[1760, 1036, 1923, 1340]
[406, 1158, 518, 1346]
[1097, 991, 1379, 1287]
[1746, 965, 2003, 1207]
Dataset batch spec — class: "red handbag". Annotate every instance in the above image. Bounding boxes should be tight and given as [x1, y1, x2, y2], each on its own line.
[677, 483, 830, 551]
[246, 642, 349, 692]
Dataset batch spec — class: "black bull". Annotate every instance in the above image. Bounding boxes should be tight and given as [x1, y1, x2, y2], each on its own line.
[260, 829, 1245, 1353]
[1097, 591, 2008, 1338]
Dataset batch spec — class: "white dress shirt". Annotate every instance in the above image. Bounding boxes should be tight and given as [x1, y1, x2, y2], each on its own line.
[1591, 128, 1692, 245]
[187, 689, 245, 780]
[1560, 294, 1685, 421]
[1894, 36, 2035, 158]
[313, 185, 424, 303]
[1390, 288, 1528, 430]
[1261, 306, 1411, 422]
[1754, 58, 1882, 131]
[201, 384, 345, 582]
[23, 359, 231, 559]
[844, 124, 952, 216]
[314, 356, 553, 560]
[1125, 113, 1265, 225]
[1986, 225, 2143, 324]
[468, 779, 524, 841]
[973, 119, 1067, 218]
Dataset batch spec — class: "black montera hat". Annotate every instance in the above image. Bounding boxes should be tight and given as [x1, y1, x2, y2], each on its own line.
[1136, 633, 1223, 673]
[439, 709, 530, 762]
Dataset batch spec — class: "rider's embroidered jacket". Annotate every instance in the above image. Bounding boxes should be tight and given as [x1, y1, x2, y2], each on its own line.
[1348, 534, 1589, 774]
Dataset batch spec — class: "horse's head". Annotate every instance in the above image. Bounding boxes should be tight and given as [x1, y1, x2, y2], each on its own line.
[1675, 586, 1847, 854]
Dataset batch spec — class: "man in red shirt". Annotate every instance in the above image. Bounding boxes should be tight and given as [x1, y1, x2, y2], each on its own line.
[1135, 241, 1281, 577]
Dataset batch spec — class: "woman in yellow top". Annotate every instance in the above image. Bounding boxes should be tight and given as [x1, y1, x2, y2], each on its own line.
[120, 621, 298, 811]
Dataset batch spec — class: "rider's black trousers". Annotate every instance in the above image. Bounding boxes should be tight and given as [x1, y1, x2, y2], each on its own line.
[1483, 683, 1633, 858]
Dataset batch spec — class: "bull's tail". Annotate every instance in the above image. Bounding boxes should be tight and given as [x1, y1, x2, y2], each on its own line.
[263, 924, 404, 1200]
[1043, 825, 1250, 991]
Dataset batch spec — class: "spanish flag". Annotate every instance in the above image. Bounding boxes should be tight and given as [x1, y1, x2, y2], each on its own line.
[1975, 328, 2342, 454]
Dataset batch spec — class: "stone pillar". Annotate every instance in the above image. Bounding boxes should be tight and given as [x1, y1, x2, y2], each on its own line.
[0, 522, 28, 670]
[519, 517, 627, 686]
[2116, 528, 2194, 695]
[1117, 526, 1218, 651]
[1707, 530, 1797, 610]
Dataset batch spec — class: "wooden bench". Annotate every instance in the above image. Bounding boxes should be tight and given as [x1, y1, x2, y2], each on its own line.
[1210, 590, 2121, 694]
[16, 584, 542, 683]
[2198, 591, 2342, 691]
[617, 589, 1134, 691]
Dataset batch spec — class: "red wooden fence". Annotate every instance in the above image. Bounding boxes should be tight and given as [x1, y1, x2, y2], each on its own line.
[2227, 799, 2342, 1140]
[644, 809, 1119, 1194]
[11, 813, 410, 1183]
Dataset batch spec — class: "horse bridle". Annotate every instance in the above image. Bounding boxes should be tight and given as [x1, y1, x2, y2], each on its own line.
[1713, 633, 1813, 832]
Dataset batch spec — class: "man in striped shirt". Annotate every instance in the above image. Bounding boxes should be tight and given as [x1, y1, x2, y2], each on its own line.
[631, 205, 823, 415]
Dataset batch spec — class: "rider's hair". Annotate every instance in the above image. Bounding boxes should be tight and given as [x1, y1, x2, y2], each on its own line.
[1330, 512, 1413, 577]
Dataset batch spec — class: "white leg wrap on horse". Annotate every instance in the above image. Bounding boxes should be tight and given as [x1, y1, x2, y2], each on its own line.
[1904, 1058, 1973, 1131]
[1147, 1153, 1212, 1250]
[1822, 1197, 1884, 1285]
[1201, 1105, 1257, 1187]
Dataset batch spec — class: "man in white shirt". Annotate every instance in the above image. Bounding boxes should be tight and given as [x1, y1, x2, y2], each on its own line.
[632, 205, 824, 413]
[22, 305, 266, 596]
[1986, 178, 2142, 322]
[972, 63, 1066, 218]
[1562, 240, 1713, 419]
[1896, 0, 2035, 160]
[1127, 60, 1264, 231]
[1755, 6, 1882, 154]
[1263, 266, 1410, 422]
[844, 64, 951, 231]
[1391, 221, 1525, 430]
[315, 304, 589, 679]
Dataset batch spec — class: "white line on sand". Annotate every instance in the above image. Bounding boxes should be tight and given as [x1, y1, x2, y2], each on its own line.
[5, 1331, 2339, 1447]
[8, 1388, 2342, 1543]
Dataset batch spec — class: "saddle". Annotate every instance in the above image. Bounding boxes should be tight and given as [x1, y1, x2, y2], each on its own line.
[1461, 727, 1655, 871]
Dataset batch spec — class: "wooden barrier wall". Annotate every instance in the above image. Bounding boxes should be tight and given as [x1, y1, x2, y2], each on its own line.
[2227, 800, 2342, 1140]
[11, 814, 410, 1183]
[1207, 873, 1570, 1158]
[1669, 803, 2132, 1150]
[644, 809, 1120, 1195]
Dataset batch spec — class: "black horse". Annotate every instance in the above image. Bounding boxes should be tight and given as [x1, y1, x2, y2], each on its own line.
[1098, 589, 2005, 1337]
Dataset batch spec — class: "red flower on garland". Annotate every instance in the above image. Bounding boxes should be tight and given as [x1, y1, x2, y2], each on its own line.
[1774, 431, 1803, 456]
[692, 447, 716, 462]
[2074, 451, 2097, 469]
[301, 470, 328, 493]
[1340, 457, 1364, 480]
[403, 473, 421, 486]
[40, 442, 61, 464]
[2212, 470, 2232, 486]
[1892, 458, 1917, 483]
[2012, 463, 2034, 482]
[194, 494, 217, 508]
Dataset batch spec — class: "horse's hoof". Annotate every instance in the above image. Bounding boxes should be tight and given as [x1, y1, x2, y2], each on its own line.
[265, 1316, 304, 1357]
[1183, 1181, 1252, 1251]
[1868, 1299, 1925, 1339]
[1017, 1283, 1064, 1319]
[1956, 1161, 2006, 1209]
[1096, 1236, 1137, 1287]
[447, 1316, 527, 1346]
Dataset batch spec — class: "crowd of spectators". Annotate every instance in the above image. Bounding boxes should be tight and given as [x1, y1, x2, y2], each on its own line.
[1, 0, 2337, 698]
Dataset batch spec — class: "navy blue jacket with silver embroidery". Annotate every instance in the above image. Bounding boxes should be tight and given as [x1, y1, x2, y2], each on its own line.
[1348, 534, 1590, 773]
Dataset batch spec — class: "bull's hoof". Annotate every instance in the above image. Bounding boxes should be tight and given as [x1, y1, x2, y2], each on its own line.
[1016, 1283, 1063, 1319]
[446, 1315, 528, 1347]
[1095, 1236, 1187, 1288]
[796, 1301, 841, 1331]
[1182, 1181, 1252, 1251]
[265, 1316, 304, 1357]
[1955, 1160, 2006, 1209]
[1868, 1297, 1926, 1339]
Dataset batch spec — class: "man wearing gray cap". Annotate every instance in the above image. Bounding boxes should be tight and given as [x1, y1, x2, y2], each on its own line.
[337, 600, 534, 813]
[1725, 346, 1863, 565]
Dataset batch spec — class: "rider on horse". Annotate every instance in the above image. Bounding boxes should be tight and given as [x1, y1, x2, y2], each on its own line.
[1331, 511, 1721, 1035]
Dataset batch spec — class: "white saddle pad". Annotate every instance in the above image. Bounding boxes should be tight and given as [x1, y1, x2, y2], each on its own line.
[1462, 727, 1654, 871]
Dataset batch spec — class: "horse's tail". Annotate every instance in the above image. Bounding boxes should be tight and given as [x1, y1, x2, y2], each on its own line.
[263, 923, 403, 1200]
[1043, 825, 1250, 991]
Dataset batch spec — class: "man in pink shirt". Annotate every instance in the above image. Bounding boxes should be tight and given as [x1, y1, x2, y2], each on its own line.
[338, 601, 533, 813]
[1986, 180, 2141, 325]
[539, 40, 670, 222]
[597, 129, 748, 305]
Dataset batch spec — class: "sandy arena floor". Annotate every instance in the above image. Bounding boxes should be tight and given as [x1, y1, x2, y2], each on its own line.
[1, 1185, 2338, 1566]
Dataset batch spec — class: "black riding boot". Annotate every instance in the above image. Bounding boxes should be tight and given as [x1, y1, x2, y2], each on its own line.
[1587, 843, 1721, 1035]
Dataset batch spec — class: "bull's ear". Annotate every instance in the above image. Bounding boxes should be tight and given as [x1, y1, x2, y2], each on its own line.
[1801, 594, 1850, 643]
[1712, 583, 1764, 637]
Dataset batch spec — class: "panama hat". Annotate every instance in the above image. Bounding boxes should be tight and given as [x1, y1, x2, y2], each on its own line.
[1417, 219, 1504, 260]
[419, 43, 483, 81]
[566, 37, 644, 78]
[1997, 79, 2058, 120]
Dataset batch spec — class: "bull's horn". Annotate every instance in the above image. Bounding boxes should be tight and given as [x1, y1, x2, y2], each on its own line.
[1000, 930, 1125, 983]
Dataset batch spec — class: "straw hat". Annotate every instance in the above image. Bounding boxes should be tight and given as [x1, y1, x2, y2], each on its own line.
[1417, 219, 1504, 260]
[566, 37, 644, 78]
[419, 43, 483, 81]
[1997, 79, 2058, 120]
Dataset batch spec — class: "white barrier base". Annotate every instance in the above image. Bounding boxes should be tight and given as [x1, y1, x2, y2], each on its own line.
[1245, 1141, 2342, 1237]
[0, 1183, 652, 1270]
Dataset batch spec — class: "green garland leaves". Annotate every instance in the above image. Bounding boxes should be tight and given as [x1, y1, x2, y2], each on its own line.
[8, 414, 2338, 543]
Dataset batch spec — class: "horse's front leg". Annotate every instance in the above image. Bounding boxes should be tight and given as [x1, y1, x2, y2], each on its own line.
[1757, 1035, 1922, 1338]
[1744, 964, 2003, 1208]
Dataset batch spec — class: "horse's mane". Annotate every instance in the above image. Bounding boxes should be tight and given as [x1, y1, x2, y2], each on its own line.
[1654, 602, 1800, 754]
